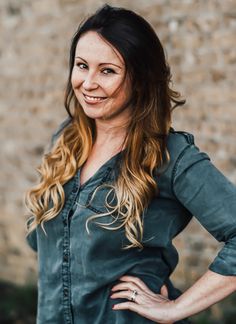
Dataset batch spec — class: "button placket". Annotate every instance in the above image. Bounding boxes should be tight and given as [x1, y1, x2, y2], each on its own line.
[63, 253, 69, 262]
[61, 172, 80, 324]
[61, 166, 115, 322]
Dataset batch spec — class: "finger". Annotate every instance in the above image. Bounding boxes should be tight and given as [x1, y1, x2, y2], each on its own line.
[112, 301, 140, 313]
[110, 290, 137, 301]
[111, 282, 140, 293]
[119, 275, 155, 295]
[160, 284, 169, 298]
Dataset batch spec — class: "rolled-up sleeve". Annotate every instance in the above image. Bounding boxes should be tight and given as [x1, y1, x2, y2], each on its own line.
[172, 143, 236, 276]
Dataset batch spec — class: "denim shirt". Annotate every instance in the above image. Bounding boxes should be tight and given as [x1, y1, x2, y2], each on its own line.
[26, 117, 236, 324]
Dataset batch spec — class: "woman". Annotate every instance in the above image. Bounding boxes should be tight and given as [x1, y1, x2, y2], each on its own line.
[25, 4, 236, 324]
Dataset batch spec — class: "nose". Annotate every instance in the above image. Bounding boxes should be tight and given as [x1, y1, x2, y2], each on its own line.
[82, 72, 99, 91]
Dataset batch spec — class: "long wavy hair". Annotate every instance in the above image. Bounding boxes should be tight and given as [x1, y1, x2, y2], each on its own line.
[25, 4, 185, 249]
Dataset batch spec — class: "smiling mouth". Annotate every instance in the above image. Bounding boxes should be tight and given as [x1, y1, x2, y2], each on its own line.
[83, 94, 107, 103]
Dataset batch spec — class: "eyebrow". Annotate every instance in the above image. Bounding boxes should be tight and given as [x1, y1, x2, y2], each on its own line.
[75, 56, 122, 69]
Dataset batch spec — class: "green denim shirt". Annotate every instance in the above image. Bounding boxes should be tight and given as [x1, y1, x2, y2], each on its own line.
[26, 117, 236, 324]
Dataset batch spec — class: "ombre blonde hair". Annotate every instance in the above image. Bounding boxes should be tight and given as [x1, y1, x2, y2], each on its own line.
[25, 5, 185, 249]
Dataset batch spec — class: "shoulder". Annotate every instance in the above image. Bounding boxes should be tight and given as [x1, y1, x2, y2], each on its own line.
[52, 116, 73, 140]
[164, 128, 198, 170]
[44, 116, 73, 152]
[167, 128, 195, 156]
[157, 128, 211, 178]
[47, 116, 73, 151]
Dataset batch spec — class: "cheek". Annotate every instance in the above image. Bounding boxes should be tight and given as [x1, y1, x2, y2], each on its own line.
[115, 83, 131, 102]
[103, 79, 125, 96]
[71, 70, 82, 88]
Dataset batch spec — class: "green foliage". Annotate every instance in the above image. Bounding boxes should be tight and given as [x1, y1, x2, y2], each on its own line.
[220, 292, 236, 324]
[191, 292, 236, 324]
[0, 280, 37, 324]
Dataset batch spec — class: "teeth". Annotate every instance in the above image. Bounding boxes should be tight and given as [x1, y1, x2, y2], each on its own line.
[84, 94, 106, 101]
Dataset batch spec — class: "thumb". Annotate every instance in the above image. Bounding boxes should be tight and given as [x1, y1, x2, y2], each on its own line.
[160, 284, 169, 298]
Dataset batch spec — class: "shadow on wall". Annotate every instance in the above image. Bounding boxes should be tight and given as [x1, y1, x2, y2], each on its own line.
[0, 280, 236, 324]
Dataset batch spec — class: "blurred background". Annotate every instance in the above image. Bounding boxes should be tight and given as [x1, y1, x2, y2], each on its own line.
[0, 0, 236, 323]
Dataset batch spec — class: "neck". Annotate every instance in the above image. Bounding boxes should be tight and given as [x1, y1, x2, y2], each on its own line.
[95, 110, 130, 139]
[94, 119, 128, 151]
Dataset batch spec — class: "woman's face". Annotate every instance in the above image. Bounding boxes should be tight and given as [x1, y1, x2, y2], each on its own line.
[71, 31, 132, 122]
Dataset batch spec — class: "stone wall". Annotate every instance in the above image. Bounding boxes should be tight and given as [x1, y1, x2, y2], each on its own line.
[1, 0, 236, 319]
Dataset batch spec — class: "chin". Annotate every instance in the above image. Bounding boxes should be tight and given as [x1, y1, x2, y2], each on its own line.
[82, 109, 105, 120]
[80, 104, 108, 119]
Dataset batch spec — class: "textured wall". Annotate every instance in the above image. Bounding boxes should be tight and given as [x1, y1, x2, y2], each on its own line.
[0, 0, 235, 319]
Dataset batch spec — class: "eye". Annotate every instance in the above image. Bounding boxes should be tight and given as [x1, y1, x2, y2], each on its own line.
[76, 62, 87, 70]
[102, 68, 115, 75]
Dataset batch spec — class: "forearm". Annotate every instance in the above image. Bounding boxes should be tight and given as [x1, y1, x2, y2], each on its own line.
[173, 269, 236, 321]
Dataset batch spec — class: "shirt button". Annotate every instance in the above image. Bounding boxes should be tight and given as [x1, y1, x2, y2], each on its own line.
[63, 288, 68, 297]
[63, 254, 69, 262]
[72, 187, 77, 194]
[63, 219, 67, 226]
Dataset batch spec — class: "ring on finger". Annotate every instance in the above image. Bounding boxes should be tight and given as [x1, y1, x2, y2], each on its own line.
[130, 289, 138, 302]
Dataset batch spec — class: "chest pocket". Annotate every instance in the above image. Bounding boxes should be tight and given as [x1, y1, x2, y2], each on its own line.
[85, 167, 118, 215]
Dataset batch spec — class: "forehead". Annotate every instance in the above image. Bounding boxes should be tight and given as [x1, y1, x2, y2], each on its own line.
[75, 31, 124, 65]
